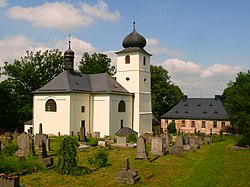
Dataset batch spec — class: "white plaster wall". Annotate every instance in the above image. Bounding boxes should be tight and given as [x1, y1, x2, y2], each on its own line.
[33, 94, 70, 135]
[93, 95, 110, 137]
[139, 113, 152, 133]
[109, 94, 133, 136]
[70, 93, 91, 135]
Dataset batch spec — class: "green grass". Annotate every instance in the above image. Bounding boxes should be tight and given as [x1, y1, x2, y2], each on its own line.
[19, 136, 250, 187]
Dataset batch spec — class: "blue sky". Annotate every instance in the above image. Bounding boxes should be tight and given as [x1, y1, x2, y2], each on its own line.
[0, 0, 249, 97]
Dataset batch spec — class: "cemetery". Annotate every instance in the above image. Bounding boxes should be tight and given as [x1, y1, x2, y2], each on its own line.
[0, 130, 249, 186]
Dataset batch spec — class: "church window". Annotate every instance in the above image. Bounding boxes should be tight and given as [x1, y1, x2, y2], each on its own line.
[118, 100, 125, 112]
[121, 119, 124, 128]
[45, 99, 57, 112]
[125, 55, 130, 64]
[81, 106, 85, 113]
[126, 77, 130, 81]
[143, 56, 146, 65]
[144, 78, 147, 82]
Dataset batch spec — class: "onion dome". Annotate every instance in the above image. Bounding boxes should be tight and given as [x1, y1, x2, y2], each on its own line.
[64, 35, 75, 71]
[122, 22, 146, 49]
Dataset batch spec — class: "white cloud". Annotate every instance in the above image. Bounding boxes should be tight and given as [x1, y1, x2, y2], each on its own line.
[0, 35, 96, 74]
[146, 38, 183, 58]
[162, 58, 241, 98]
[201, 64, 241, 78]
[0, 0, 7, 7]
[81, 0, 121, 22]
[7, 1, 120, 31]
[7, 2, 93, 31]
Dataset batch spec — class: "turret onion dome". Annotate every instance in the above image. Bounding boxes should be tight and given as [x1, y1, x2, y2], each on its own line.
[64, 42, 74, 57]
[122, 22, 146, 49]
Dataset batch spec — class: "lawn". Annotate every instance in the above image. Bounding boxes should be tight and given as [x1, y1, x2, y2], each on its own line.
[20, 136, 250, 187]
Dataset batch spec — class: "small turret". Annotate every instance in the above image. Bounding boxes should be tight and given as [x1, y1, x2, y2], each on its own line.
[64, 35, 75, 71]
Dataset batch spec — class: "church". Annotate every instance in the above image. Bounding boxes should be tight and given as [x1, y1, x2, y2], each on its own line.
[33, 23, 152, 137]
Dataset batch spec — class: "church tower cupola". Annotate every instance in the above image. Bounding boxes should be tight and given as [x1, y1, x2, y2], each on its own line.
[122, 22, 146, 49]
[64, 35, 75, 71]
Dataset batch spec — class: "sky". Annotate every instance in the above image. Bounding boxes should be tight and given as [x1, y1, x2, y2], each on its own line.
[0, 0, 249, 98]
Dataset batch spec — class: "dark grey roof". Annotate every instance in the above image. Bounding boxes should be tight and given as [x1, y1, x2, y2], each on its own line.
[116, 127, 138, 136]
[115, 47, 152, 56]
[122, 29, 146, 49]
[161, 97, 229, 120]
[34, 71, 130, 94]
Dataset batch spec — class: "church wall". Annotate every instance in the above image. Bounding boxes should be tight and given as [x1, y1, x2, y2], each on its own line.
[33, 94, 70, 135]
[109, 94, 133, 136]
[70, 93, 91, 135]
[93, 95, 110, 137]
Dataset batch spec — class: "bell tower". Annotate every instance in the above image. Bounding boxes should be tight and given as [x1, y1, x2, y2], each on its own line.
[115, 22, 152, 133]
[64, 35, 75, 71]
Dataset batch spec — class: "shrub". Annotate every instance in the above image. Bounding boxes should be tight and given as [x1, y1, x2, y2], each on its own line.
[86, 138, 98, 146]
[55, 136, 79, 175]
[126, 134, 137, 143]
[88, 148, 109, 169]
[168, 122, 177, 133]
[236, 132, 250, 147]
[1, 143, 19, 156]
[0, 156, 44, 174]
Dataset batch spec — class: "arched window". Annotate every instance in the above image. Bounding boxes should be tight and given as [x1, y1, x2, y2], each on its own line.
[125, 55, 130, 64]
[118, 100, 125, 112]
[143, 56, 146, 65]
[45, 99, 57, 112]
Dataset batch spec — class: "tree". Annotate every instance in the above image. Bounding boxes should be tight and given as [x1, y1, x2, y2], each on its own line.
[151, 65, 183, 119]
[79, 52, 115, 75]
[0, 49, 64, 131]
[56, 136, 79, 175]
[222, 70, 250, 134]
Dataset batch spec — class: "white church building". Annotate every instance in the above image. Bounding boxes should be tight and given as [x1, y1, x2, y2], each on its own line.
[33, 23, 152, 137]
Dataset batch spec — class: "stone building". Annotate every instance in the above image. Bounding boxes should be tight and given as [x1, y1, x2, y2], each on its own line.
[161, 95, 230, 134]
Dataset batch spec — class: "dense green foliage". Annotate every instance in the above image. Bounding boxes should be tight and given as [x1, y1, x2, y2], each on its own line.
[151, 65, 183, 119]
[126, 133, 137, 143]
[222, 70, 250, 134]
[236, 132, 250, 147]
[86, 138, 98, 146]
[88, 148, 109, 169]
[0, 156, 44, 174]
[55, 136, 79, 175]
[167, 122, 177, 133]
[1, 143, 19, 156]
[79, 52, 115, 75]
[0, 50, 64, 131]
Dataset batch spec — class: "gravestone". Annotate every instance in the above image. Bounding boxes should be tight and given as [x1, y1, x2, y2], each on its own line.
[35, 134, 50, 151]
[183, 135, 190, 145]
[169, 145, 183, 156]
[13, 130, 18, 141]
[135, 136, 149, 160]
[175, 136, 183, 147]
[79, 127, 86, 142]
[58, 132, 61, 136]
[116, 158, 140, 185]
[38, 140, 47, 158]
[39, 123, 43, 134]
[141, 132, 153, 144]
[161, 132, 169, 148]
[117, 136, 127, 146]
[183, 144, 191, 151]
[92, 131, 100, 139]
[16, 133, 30, 156]
[151, 136, 164, 156]
[0, 173, 20, 187]
[0, 141, 1, 150]
[5, 132, 11, 140]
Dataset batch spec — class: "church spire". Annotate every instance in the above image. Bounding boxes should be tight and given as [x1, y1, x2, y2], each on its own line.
[64, 34, 75, 71]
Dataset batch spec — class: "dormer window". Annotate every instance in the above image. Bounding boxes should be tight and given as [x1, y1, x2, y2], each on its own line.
[125, 55, 130, 64]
